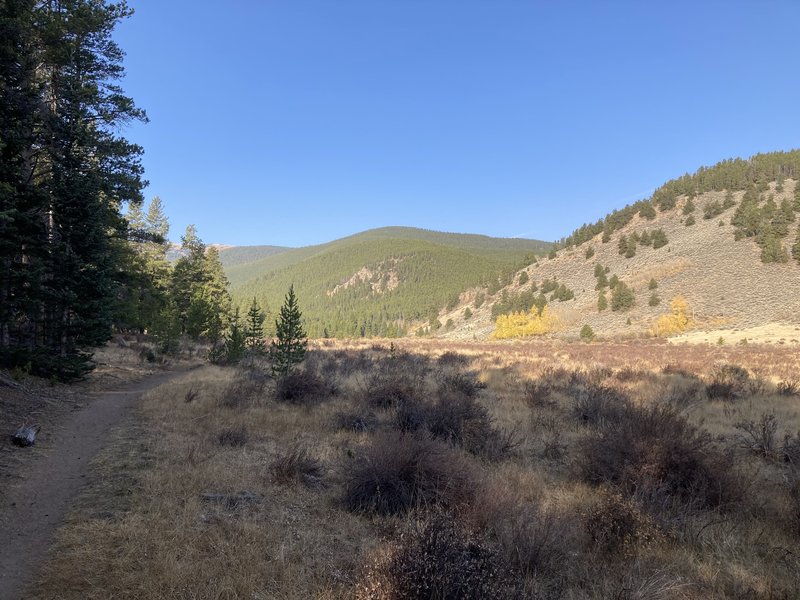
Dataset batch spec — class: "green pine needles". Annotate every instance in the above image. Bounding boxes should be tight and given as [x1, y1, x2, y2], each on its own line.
[271, 285, 308, 377]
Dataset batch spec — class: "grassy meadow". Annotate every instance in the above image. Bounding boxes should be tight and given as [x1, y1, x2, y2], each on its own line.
[35, 339, 800, 599]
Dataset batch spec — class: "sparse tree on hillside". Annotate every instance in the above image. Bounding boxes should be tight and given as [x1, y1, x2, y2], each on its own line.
[598, 290, 608, 312]
[639, 204, 656, 220]
[611, 282, 635, 311]
[271, 285, 307, 377]
[651, 229, 668, 249]
[648, 278, 658, 290]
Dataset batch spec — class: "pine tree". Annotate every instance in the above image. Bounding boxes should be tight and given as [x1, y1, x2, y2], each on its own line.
[221, 307, 246, 364]
[651, 229, 668, 249]
[0, 0, 147, 379]
[597, 290, 608, 312]
[171, 226, 231, 342]
[270, 285, 307, 376]
[792, 229, 800, 264]
[245, 297, 266, 354]
[611, 282, 635, 311]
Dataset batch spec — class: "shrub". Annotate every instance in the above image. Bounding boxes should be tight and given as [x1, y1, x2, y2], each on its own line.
[585, 491, 659, 556]
[706, 363, 749, 401]
[585, 246, 595, 259]
[735, 414, 779, 460]
[355, 514, 522, 600]
[269, 442, 324, 488]
[334, 409, 379, 432]
[648, 278, 658, 290]
[364, 372, 421, 409]
[577, 403, 740, 512]
[778, 379, 800, 397]
[217, 425, 248, 447]
[219, 372, 268, 408]
[518, 270, 529, 285]
[436, 370, 482, 398]
[342, 433, 478, 516]
[648, 292, 661, 307]
[685, 214, 696, 226]
[426, 392, 517, 460]
[274, 369, 336, 405]
[580, 324, 595, 341]
[437, 351, 469, 367]
[572, 384, 627, 425]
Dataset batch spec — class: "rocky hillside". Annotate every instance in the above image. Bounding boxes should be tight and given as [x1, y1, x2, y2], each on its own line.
[441, 177, 800, 342]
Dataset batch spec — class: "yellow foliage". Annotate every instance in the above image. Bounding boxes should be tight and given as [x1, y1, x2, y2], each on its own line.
[651, 296, 692, 337]
[493, 305, 561, 339]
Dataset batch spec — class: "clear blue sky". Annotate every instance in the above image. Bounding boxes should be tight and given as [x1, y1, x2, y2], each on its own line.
[116, 1, 800, 247]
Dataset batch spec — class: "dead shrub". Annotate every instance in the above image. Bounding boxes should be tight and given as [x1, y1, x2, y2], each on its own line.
[523, 380, 558, 408]
[540, 429, 567, 460]
[217, 425, 248, 447]
[663, 378, 705, 407]
[489, 504, 574, 579]
[572, 384, 627, 425]
[778, 379, 800, 397]
[436, 370, 483, 398]
[219, 373, 266, 408]
[585, 491, 660, 556]
[342, 433, 478, 516]
[274, 369, 336, 405]
[783, 431, 800, 466]
[391, 392, 518, 460]
[364, 373, 421, 409]
[706, 363, 749, 401]
[735, 414, 779, 460]
[785, 470, 800, 536]
[614, 365, 651, 382]
[335, 350, 374, 376]
[437, 351, 470, 367]
[355, 514, 523, 600]
[577, 403, 740, 512]
[334, 408, 379, 432]
[269, 442, 324, 488]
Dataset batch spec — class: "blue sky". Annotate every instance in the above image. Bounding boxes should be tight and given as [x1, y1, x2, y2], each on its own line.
[116, 1, 800, 247]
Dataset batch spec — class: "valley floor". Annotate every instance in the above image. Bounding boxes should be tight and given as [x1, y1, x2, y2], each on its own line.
[8, 338, 800, 599]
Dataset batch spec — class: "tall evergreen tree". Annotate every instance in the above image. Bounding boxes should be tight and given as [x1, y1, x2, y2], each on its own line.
[245, 297, 266, 354]
[0, 0, 147, 378]
[170, 225, 231, 342]
[270, 285, 307, 377]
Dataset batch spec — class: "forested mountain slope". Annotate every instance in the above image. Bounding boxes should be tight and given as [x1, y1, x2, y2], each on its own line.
[226, 227, 551, 337]
[441, 150, 800, 341]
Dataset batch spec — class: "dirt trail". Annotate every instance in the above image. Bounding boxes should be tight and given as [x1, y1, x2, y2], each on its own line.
[0, 369, 186, 599]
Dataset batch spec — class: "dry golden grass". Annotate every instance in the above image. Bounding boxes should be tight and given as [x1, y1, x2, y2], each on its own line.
[33, 340, 800, 599]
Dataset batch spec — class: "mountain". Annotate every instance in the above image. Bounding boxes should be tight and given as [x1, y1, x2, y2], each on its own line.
[440, 150, 800, 342]
[225, 226, 552, 338]
[217, 245, 291, 268]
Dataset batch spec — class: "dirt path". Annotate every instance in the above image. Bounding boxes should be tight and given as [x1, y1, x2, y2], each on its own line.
[0, 369, 187, 599]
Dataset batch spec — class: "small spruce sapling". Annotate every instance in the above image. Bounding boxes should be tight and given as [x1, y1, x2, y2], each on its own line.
[270, 285, 308, 377]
